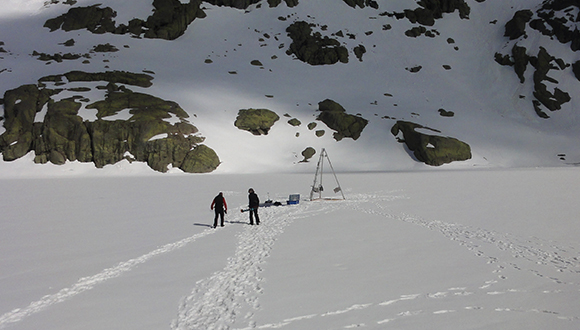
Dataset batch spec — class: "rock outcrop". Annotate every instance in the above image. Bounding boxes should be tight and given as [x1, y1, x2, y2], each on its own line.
[234, 108, 280, 135]
[44, 0, 206, 41]
[0, 71, 220, 173]
[285, 21, 349, 65]
[316, 99, 368, 141]
[391, 121, 471, 166]
[496, 0, 578, 118]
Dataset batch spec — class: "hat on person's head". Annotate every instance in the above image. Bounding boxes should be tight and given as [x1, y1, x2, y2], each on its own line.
[248, 188, 254, 193]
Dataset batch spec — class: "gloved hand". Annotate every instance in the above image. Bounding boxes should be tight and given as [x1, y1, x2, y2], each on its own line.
[224, 210, 227, 214]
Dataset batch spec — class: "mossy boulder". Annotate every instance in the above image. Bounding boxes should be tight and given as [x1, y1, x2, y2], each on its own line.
[234, 108, 280, 135]
[316, 99, 368, 141]
[391, 121, 471, 166]
[300, 147, 316, 162]
[146, 134, 199, 172]
[179, 144, 220, 173]
[0, 71, 219, 173]
[288, 118, 301, 126]
[285, 21, 349, 65]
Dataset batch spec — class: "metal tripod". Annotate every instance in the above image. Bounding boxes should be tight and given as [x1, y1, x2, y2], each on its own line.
[309, 148, 345, 201]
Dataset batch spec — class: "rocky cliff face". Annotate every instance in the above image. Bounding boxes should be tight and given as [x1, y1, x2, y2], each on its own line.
[496, 1, 580, 118]
[0, 71, 220, 173]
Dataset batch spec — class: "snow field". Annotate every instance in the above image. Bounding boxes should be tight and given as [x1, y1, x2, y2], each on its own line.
[1, 169, 579, 329]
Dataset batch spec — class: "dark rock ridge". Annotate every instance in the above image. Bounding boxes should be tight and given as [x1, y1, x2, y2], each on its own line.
[234, 108, 280, 135]
[44, 0, 207, 40]
[497, 0, 580, 118]
[43, 0, 302, 42]
[204, 0, 298, 9]
[343, 0, 378, 9]
[381, 0, 471, 27]
[285, 21, 349, 65]
[0, 71, 220, 173]
[391, 121, 471, 166]
[316, 99, 368, 141]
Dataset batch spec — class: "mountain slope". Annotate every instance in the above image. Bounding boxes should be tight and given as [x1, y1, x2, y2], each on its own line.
[0, 0, 579, 175]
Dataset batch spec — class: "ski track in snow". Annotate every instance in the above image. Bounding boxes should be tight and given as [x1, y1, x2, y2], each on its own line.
[0, 229, 217, 329]
[2, 191, 579, 329]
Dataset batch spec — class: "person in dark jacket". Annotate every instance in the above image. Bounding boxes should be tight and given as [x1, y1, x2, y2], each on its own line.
[211, 192, 227, 228]
[248, 188, 260, 225]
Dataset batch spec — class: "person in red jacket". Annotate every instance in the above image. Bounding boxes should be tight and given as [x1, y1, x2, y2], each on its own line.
[211, 192, 227, 228]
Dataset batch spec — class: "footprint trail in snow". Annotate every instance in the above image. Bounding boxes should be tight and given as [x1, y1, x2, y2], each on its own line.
[2, 190, 578, 330]
[171, 202, 318, 330]
[223, 192, 580, 329]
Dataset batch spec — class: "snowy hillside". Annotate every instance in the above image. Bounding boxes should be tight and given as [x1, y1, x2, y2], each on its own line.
[0, 0, 579, 176]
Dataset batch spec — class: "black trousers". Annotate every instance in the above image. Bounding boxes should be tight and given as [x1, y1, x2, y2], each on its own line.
[214, 209, 224, 227]
[249, 208, 260, 225]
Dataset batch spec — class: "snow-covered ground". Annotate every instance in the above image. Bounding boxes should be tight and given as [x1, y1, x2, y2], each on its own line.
[1, 168, 579, 330]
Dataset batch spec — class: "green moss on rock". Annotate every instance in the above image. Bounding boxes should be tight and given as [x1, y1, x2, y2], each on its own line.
[234, 108, 280, 135]
[0, 85, 54, 160]
[288, 118, 301, 126]
[179, 144, 220, 173]
[35, 98, 93, 164]
[391, 121, 471, 166]
[300, 146, 316, 162]
[86, 88, 187, 120]
[316, 99, 368, 141]
[0, 71, 217, 173]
